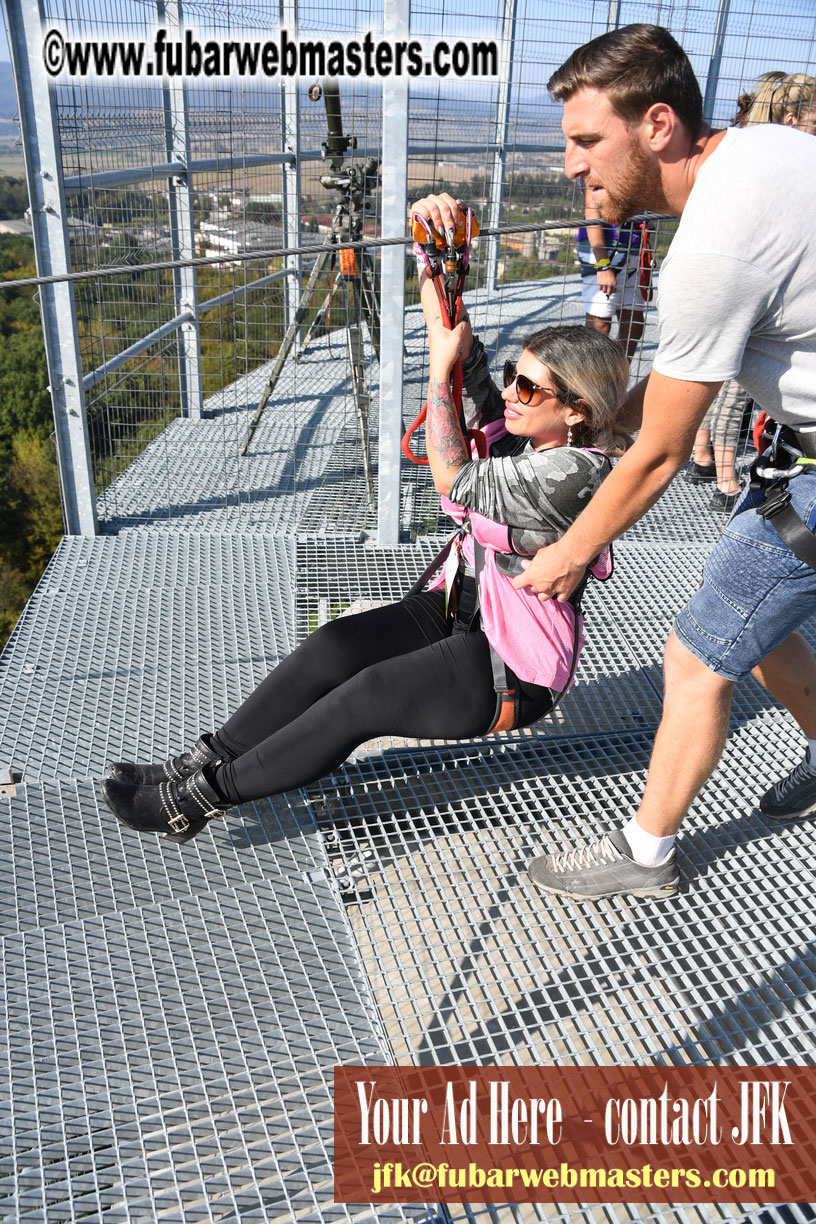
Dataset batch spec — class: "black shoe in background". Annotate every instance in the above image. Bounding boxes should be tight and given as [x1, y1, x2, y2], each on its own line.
[711, 488, 741, 513]
[684, 461, 717, 484]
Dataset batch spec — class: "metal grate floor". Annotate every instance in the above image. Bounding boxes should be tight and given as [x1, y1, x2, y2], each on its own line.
[2, 283, 814, 1222]
[0, 535, 295, 781]
[1, 866, 437, 1224]
[308, 718, 816, 1069]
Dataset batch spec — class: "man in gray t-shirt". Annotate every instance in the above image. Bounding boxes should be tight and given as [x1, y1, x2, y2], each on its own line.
[654, 121, 816, 417]
[466, 23, 816, 899]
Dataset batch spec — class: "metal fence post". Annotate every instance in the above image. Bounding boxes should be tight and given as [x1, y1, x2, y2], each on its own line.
[4, 0, 98, 535]
[702, 0, 732, 124]
[280, 0, 302, 333]
[159, 0, 204, 418]
[377, 0, 410, 546]
[485, 0, 518, 293]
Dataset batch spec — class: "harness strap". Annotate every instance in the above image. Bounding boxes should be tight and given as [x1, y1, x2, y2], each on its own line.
[402, 209, 475, 465]
[411, 527, 591, 735]
[472, 539, 588, 734]
[546, 594, 584, 723]
[472, 539, 521, 733]
[407, 535, 456, 597]
[756, 482, 816, 571]
[750, 421, 816, 574]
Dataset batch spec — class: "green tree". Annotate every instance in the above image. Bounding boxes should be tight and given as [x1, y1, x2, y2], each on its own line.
[0, 177, 29, 221]
[0, 558, 30, 647]
[0, 232, 63, 650]
[0, 329, 52, 466]
[6, 432, 63, 570]
[0, 432, 63, 648]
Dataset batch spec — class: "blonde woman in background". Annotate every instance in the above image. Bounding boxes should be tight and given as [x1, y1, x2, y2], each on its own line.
[736, 70, 816, 132]
[685, 70, 816, 512]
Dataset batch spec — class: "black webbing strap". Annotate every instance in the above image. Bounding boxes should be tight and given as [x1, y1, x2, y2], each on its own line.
[406, 534, 456, 598]
[756, 482, 816, 572]
[473, 539, 520, 733]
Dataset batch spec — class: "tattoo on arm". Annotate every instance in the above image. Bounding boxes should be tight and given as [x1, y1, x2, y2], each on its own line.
[427, 376, 468, 473]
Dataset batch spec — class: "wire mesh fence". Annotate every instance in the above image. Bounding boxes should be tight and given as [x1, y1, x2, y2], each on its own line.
[3, 5, 816, 1222]
[5, 0, 816, 537]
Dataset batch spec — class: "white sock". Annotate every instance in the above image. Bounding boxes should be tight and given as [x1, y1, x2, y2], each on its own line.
[622, 816, 676, 867]
[805, 738, 816, 767]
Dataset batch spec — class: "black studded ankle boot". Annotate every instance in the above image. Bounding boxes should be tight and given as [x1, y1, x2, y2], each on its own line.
[106, 733, 226, 787]
[100, 768, 231, 843]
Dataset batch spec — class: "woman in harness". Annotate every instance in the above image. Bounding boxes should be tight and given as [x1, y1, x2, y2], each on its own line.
[100, 304, 630, 843]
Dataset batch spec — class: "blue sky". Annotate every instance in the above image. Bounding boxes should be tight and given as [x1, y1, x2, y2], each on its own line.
[2, 1, 814, 118]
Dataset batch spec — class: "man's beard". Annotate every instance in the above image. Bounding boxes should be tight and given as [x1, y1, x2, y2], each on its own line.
[595, 139, 664, 225]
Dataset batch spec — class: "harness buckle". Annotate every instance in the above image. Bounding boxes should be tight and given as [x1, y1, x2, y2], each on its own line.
[756, 482, 792, 522]
[753, 423, 807, 484]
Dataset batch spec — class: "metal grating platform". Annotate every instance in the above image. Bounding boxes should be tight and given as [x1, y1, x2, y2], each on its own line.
[3, 281, 815, 1221]
[308, 718, 816, 1069]
[0, 780, 327, 936]
[0, 866, 437, 1224]
[0, 535, 295, 781]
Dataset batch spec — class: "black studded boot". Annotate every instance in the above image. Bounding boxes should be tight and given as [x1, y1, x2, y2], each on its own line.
[106, 733, 226, 787]
[100, 768, 231, 843]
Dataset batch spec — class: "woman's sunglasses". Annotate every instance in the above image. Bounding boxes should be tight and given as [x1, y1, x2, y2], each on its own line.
[503, 361, 562, 406]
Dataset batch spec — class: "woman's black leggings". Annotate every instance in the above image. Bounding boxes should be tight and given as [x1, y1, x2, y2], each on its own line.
[209, 588, 554, 805]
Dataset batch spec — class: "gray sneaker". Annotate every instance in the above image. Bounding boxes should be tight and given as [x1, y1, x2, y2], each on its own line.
[529, 829, 679, 901]
[759, 748, 816, 823]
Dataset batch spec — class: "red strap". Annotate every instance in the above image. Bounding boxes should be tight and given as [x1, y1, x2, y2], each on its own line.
[402, 279, 467, 465]
[639, 223, 654, 302]
[401, 404, 429, 464]
[488, 690, 519, 734]
[753, 409, 769, 454]
[467, 426, 488, 459]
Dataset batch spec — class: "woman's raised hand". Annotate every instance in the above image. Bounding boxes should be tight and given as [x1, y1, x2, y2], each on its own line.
[427, 318, 471, 381]
[409, 192, 462, 240]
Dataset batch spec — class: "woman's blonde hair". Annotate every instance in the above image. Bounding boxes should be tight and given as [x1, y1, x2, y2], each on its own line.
[522, 325, 632, 457]
[735, 70, 816, 128]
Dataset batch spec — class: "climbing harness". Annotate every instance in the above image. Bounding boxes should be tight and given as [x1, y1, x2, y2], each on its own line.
[473, 503, 613, 735]
[749, 419, 816, 572]
[407, 467, 614, 735]
[401, 206, 479, 464]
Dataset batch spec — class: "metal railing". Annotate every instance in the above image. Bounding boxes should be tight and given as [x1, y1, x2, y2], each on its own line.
[3, 0, 814, 542]
[0, 214, 673, 540]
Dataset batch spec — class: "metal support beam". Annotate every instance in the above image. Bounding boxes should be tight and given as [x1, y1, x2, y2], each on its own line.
[485, 0, 519, 293]
[83, 311, 193, 392]
[607, 0, 622, 30]
[63, 143, 570, 196]
[702, 0, 732, 124]
[64, 152, 296, 193]
[197, 265, 302, 317]
[280, 0, 302, 334]
[5, 0, 98, 535]
[378, 0, 410, 546]
[159, 0, 203, 419]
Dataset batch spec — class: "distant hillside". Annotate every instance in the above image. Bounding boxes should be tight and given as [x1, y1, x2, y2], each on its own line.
[0, 63, 17, 119]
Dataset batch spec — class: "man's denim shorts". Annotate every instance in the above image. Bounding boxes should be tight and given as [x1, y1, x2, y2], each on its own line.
[674, 471, 816, 682]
